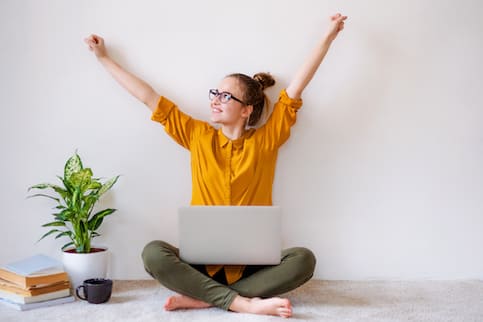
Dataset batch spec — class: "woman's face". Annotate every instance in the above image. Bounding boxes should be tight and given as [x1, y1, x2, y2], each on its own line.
[210, 77, 251, 126]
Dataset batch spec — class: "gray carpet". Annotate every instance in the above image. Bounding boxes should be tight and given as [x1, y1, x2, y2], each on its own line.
[1, 280, 482, 321]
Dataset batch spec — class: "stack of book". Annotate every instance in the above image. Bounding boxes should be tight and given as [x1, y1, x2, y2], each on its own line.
[0, 254, 75, 311]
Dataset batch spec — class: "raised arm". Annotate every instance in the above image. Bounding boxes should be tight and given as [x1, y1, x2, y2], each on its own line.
[286, 13, 347, 99]
[84, 34, 160, 112]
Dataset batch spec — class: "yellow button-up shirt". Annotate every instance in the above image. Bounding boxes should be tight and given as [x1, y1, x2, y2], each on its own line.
[151, 89, 302, 284]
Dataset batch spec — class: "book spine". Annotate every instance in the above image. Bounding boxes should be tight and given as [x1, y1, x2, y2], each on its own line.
[25, 272, 69, 288]
[0, 295, 75, 311]
[0, 281, 70, 297]
[0, 269, 26, 288]
[0, 269, 68, 288]
[0, 288, 71, 304]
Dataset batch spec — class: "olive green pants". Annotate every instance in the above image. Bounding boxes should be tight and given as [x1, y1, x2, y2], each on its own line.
[142, 240, 316, 310]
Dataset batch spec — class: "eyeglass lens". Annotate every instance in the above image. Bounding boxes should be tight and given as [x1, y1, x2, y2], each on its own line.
[209, 89, 232, 103]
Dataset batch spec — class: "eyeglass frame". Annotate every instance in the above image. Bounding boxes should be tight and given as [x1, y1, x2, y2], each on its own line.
[209, 89, 247, 105]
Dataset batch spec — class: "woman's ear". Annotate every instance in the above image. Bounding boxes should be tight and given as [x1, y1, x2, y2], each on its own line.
[242, 105, 253, 119]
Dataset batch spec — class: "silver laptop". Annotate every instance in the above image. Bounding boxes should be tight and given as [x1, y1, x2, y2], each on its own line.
[178, 206, 281, 265]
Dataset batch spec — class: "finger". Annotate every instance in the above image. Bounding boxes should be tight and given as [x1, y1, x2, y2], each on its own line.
[84, 36, 95, 46]
[94, 35, 104, 44]
[84, 39, 95, 48]
[337, 15, 348, 23]
[330, 13, 341, 20]
[87, 34, 99, 45]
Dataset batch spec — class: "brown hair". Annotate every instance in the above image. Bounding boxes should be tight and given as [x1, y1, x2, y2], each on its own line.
[226, 72, 275, 127]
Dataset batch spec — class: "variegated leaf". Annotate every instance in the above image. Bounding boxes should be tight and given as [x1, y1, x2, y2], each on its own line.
[64, 152, 83, 181]
[27, 193, 60, 203]
[69, 168, 93, 188]
[98, 175, 120, 196]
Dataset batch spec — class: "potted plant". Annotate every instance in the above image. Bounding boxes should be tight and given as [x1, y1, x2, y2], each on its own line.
[28, 151, 120, 288]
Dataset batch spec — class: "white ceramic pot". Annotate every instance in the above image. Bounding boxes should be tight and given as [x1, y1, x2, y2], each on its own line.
[62, 247, 109, 289]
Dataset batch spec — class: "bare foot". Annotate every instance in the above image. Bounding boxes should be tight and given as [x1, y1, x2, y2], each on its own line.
[230, 296, 292, 318]
[164, 295, 212, 311]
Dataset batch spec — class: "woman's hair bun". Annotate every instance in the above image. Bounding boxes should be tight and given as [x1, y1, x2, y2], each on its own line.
[253, 72, 275, 90]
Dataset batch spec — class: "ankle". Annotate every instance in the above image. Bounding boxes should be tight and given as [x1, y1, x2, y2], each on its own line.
[229, 296, 251, 313]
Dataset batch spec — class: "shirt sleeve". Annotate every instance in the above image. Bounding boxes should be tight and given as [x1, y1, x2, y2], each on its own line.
[151, 96, 209, 150]
[257, 89, 303, 149]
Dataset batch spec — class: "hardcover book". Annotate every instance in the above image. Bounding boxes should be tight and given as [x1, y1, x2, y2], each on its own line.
[0, 288, 71, 304]
[0, 295, 75, 311]
[0, 279, 70, 297]
[0, 269, 68, 289]
[3, 254, 63, 276]
[0, 254, 68, 289]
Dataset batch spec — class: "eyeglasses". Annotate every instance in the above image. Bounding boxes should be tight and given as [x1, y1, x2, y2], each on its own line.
[209, 89, 246, 105]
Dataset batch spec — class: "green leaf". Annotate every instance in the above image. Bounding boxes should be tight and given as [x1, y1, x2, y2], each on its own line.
[69, 168, 93, 188]
[64, 152, 83, 181]
[28, 183, 69, 201]
[98, 175, 120, 196]
[57, 209, 74, 221]
[71, 187, 81, 211]
[27, 194, 60, 203]
[79, 220, 87, 235]
[55, 231, 72, 239]
[93, 218, 103, 230]
[42, 221, 66, 227]
[58, 176, 73, 194]
[83, 195, 98, 213]
[61, 242, 74, 251]
[94, 208, 117, 218]
[37, 229, 61, 242]
[87, 181, 102, 190]
[51, 186, 69, 200]
[28, 183, 51, 191]
[88, 208, 116, 231]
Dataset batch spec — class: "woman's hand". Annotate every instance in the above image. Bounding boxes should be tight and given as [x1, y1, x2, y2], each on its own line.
[83, 34, 159, 111]
[286, 13, 348, 99]
[84, 34, 108, 59]
[325, 13, 348, 43]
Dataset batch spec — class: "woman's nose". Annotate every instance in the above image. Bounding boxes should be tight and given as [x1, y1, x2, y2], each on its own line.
[211, 94, 221, 104]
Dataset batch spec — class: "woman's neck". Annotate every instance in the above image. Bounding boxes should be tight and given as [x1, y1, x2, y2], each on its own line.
[221, 124, 245, 140]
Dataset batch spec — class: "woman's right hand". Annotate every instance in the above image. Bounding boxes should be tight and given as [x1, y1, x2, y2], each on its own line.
[83, 34, 159, 111]
[84, 34, 107, 58]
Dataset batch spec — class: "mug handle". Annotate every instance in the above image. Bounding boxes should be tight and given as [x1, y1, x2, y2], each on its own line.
[76, 285, 87, 300]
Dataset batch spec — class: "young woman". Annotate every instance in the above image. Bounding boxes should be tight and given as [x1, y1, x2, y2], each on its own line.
[85, 13, 347, 318]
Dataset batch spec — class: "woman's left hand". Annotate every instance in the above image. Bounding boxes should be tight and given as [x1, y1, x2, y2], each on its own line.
[286, 13, 348, 99]
[325, 13, 348, 42]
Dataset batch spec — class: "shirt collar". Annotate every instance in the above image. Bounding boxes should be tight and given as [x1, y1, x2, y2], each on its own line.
[217, 128, 254, 148]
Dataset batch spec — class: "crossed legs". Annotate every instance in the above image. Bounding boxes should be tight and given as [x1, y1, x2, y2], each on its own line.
[142, 240, 315, 318]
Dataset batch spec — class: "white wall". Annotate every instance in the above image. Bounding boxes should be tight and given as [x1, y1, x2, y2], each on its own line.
[1, 0, 482, 280]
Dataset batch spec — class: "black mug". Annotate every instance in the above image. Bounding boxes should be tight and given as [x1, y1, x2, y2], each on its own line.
[76, 278, 113, 304]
